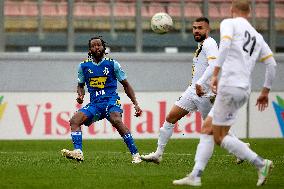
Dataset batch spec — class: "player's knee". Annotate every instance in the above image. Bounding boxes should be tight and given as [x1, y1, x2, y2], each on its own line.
[201, 116, 213, 134]
[165, 115, 178, 124]
[69, 115, 82, 129]
[201, 123, 213, 135]
[110, 116, 123, 127]
[213, 135, 223, 146]
[201, 126, 213, 135]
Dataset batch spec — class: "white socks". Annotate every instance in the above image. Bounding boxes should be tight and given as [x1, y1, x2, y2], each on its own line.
[221, 135, 258, 164]
[228, 130, 237, 139]
[156, 121, 175, 155]
[191, 134, 214, 177]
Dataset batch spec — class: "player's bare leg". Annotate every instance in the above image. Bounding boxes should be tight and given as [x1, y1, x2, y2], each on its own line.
[141, 105, 188, 164]
[214, 125, 273, 186]
[61, 112, 87, 162]
[109, 112, 141, 163]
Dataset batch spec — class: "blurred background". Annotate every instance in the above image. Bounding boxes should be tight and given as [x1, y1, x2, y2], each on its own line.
[0, 0, 283, 53]
[0, 0, 284, 139]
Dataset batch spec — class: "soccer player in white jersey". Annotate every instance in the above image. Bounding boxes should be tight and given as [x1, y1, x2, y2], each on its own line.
[141, 17, 219, 163]
[173, 0, 276, 187]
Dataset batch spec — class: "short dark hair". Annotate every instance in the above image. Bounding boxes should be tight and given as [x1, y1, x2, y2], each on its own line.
[194, 17, 210, 25]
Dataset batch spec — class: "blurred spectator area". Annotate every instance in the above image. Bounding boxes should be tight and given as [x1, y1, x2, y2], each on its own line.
[4, 0, 284, 32]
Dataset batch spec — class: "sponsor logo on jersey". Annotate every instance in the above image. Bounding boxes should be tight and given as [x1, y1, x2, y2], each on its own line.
[272, 95, 284, 137]
[0, 96, 7, 121]
[89, 77, 107, 89]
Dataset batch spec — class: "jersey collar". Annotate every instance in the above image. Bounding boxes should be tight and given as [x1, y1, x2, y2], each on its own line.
[91, 57, 106, 66]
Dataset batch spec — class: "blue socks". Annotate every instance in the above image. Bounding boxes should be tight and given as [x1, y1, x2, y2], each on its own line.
[71, 131, 82, 151]
[122, 133, 138, 155]
[71, 131, 137, 155]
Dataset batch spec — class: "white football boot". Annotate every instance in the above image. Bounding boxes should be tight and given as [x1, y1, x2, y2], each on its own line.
[173, 174, 201, 186]
[141, 152, 162, 164]
[131, 153, 142, 164]
[256, 159, 274, 186]
[61, 149, 84, 162]
[236, 143, 251, 164]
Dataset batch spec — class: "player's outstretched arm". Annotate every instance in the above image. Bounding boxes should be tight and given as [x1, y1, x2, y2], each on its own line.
[195, 38, 219, 97]
[196, 57, 217, 97]
[120, 79, 142, 117]
[256, 55, 277, 111]
[76, 83, 85, 104]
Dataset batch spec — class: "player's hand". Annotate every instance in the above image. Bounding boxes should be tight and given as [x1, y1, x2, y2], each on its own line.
[211, 76, 218, 94]
[134, 104, 142, 117]
[195, 84, 205, 97]
[76, 95, 84, 104]
[256, 88, 269, 111]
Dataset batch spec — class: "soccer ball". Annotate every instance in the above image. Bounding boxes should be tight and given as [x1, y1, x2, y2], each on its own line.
[151, 12, 173, 34]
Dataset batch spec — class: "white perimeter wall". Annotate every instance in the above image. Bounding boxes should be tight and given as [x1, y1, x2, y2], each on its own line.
[0, 92, 283, 139]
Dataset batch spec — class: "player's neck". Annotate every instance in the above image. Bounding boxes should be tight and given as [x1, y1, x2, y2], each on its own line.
[92, 57, 103, 64]
[233, 15, 249, 19]
[233, 11, 249, 19]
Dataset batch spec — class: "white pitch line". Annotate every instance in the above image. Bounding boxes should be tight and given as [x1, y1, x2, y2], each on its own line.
[0, 151, 234, 157]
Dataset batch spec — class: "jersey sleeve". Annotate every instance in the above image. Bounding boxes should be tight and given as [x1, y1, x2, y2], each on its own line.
[203, 38, 218, 61]
[258, 38, 277, 89]
[220, 19, 234, 41]
[258, 38, 274, 64]
[215, 19, 233, 68]
[114, 60, 127, 81]
[196, 38, 219, 85]
[77, 63, 85, 84]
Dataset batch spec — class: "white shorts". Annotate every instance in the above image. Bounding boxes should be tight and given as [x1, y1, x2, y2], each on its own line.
[175, 88, 213, 120]
[212, 86, 249, 126]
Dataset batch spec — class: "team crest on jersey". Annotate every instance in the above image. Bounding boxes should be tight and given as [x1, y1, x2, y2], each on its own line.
[103, 67, 109, 75]
[89, 77, 107, 89]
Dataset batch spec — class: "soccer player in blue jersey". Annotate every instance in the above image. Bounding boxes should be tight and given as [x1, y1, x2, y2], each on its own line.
[61, 36, 143, 163]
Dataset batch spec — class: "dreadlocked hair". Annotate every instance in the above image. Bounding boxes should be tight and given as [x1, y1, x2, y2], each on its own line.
[88, 36, 108, 59]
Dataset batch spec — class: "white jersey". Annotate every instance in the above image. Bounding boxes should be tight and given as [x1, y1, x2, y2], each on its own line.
[189, 36, 218, 95]
[218, 17, 273, 91]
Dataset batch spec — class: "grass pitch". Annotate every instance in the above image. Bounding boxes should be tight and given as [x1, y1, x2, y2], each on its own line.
[0, 139, 283, 189]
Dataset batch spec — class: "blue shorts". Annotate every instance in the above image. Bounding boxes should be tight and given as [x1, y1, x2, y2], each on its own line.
[79, 96, 123, 126]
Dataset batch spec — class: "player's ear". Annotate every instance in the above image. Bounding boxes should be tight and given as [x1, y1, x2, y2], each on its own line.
[206, 25, 210, 35]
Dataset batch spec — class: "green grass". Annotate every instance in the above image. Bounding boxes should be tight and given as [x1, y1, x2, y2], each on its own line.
[0, 139, 283, 189]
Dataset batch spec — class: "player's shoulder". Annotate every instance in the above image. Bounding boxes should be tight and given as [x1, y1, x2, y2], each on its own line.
[203, 37, 217, 45]
[105, 57, 121, 66]
[203, 37, 218, 49]
[220, 18, 234, 25]
[104, 57, 120, 65]
[80, 58, 92, 64]
[79, 58, 92, 68]
[104, 57, 115, 62]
